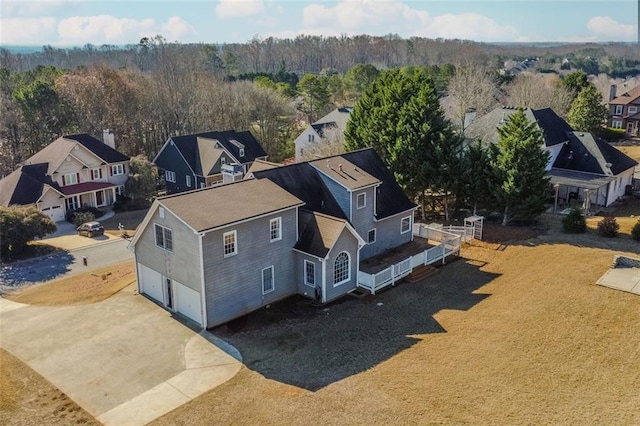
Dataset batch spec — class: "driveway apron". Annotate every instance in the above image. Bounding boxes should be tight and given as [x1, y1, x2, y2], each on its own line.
[0, 285, 242, 426]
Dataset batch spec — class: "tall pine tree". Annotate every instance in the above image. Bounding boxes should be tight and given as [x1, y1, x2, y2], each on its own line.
[567, 84, 608, 134]
[492, 108, 550, 225]
[344, 68, 463, 208]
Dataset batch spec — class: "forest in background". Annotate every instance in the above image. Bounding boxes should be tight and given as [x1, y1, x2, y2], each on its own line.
[1, 35, 639, 177]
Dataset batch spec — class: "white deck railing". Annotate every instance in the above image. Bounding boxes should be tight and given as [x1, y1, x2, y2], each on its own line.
[358, 226, 462, 294]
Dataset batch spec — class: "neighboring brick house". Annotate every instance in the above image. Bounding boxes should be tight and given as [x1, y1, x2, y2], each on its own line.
[129, 148, 417, 328]
[152, 130, 268, 194]
[0, 132, 129, 222]
[608, 83, 640, 136]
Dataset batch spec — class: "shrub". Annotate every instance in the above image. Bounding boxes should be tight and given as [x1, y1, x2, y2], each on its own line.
[70, 211, 95, 227]
[0, 205, 57, 258]
[562, 208, 586, 233]
[597, 215, 619, 237]
[631, 219, 640, 241]
[599, 127, 626, 141]
[65, 206, 104, 224]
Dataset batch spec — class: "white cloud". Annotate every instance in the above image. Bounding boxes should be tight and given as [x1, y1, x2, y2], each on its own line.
[215, 0, 265, 19]
[418, 13, 517, 41]
[587, 16, 636, 41]
[55, 15, 196, 45]
[0, 17, 57, 44]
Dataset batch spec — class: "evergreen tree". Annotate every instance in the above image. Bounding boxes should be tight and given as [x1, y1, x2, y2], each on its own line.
[567, 84, 608, 134]
[492, 108, 550, 225]
[462, 141, 496, 215]
[344, 68, 462, 203]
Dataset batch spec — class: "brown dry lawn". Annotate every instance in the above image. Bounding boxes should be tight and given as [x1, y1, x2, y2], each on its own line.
[4, 261, 135, 306]
[3, 221, 639, 425]
[150, 223, 640, 426]
[100, 209, 147, 236]
[0, 349, 99, 426]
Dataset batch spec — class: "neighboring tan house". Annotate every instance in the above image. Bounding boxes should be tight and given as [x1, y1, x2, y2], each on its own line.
[0, 131, 129, 222]
[294, 107, 352, 162]
[608, 83, 640, 136]
[153, 130, 268, 194]
[130, 148, 417, 328]
[465, 106, 638, 209]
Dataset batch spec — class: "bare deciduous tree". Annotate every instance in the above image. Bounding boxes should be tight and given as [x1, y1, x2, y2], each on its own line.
[446, 65, 497, 132]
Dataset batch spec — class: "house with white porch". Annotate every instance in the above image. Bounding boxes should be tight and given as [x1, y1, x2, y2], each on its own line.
[0, 131, 129, 222]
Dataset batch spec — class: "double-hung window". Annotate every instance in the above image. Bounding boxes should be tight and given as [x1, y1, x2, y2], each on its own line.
[615, 105, 623, 115]
[111, 164, 124, 175]
[367, 229, 376, 244]
[401, 216, 411, 234]
[186, 175, 191, 187]
[270, 217, 282, 242]
[63, 173, 78, 186]
[356, 193, 366, 209]
[304, 260, 315, 287]
[223, 230, 237, 257]
[155, 224, 173, 252]
[165, 170, 176, 183]
[629, 106, 638, 114]
[262, 266, 274, 294]
[91, 168, 102, 180]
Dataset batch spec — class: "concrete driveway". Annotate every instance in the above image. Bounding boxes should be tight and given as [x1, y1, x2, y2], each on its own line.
[0, 285, 242, 426]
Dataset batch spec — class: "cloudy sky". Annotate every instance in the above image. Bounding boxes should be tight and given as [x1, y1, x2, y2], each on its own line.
[1, 0, 638, 46]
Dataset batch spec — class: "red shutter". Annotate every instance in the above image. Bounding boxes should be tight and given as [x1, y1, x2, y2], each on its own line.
[62, 175, 66, 185]
[122, 164, 126, 174]
[99, 169, 103, 179]
[76, 173, 80, 183]
[110, 166, 113, 176]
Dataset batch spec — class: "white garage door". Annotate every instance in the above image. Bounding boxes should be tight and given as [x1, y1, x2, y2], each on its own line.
[41, 205, 65, 222]
[174, 281, 202, 326]
[138, 263, 164, 304]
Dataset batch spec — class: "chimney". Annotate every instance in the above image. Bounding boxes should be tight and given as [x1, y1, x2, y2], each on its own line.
[103, 129, 115, 149]
[609, 84, 617, 101]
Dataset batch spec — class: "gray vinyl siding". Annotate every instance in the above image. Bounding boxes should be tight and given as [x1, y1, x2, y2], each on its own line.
[202, 207, 299, 327]
[134, 205, 201, 292]
[154, 142, 195, 194]
[317, 173, 350, 218]
[350, 186, 378, 259]
[294, 252, 322, 299]
[324, 228, 359, 302]
[368, 211, 414, 257]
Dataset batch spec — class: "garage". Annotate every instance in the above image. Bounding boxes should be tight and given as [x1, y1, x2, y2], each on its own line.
[138, 263, 164, 304]
[174, 281, 202, 326]
[41, 204, 65, 222]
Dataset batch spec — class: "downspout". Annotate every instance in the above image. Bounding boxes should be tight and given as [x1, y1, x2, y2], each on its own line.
[321, 258, 327, 303]
[198, 232, 208, 329]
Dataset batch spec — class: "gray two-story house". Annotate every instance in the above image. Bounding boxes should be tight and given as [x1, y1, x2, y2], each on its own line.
[152, 130, 268, 194]
[131, 148, 416, 328]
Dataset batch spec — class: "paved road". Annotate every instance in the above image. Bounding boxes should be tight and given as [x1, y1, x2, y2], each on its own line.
[0, 239, 134, 288]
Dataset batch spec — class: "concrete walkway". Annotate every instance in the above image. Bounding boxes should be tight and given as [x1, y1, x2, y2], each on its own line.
[0, 285, 242, 426]
[597, 268, 640, 295]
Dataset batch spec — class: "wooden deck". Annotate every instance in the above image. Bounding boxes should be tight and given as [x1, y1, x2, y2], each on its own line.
[360, 237, 433, 274]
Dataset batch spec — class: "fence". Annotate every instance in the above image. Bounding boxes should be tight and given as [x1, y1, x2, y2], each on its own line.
[358, 226, 461, 294]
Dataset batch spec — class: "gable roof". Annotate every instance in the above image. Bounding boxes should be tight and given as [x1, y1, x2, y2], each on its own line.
[252, 162, 347, 219]
[294, 211, 351, 258]
[158, 178, 304, 233]
[253, 148, 416, 221]
[341, 149, 417, 219]
[610, 84, 640, 105]
[310, 156, 380, 191]
[464, 106, 572, 147]
[314, 107, 352, 131]
[25, 134, 129, 174]
[0, 163, 63, 206]
[163, 130, 267, 175]
[246, 159, 282, 177]
[553, 132, 638, 176]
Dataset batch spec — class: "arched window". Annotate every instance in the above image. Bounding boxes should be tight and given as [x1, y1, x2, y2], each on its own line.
[333, 252, 350, 285]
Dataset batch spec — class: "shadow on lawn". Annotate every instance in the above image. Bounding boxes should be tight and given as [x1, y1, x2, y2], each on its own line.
[0, 250, 75, 287]
[215, 258, 499, 391]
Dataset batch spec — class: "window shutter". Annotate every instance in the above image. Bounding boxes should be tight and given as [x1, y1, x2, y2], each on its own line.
[76, 173, 80, 183]
[110, 166, 113, 176]
[99, 169, 103, 179]
[62, 175, 66, 185]
[122, 164, 126, 174]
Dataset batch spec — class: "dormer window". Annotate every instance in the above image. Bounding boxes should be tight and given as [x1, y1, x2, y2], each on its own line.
[239, 148, 245, 157]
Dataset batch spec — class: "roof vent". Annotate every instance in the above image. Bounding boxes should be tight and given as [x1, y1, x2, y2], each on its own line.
[339, 164, 343, 172]
[605, 162, 612, 168]
[568, 150, 573, 160]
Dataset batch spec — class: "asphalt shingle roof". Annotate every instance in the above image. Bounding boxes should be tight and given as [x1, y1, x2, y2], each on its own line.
[553, 132, 638, 176]
[158, 178, 304, 232]
[610, 84, 640, 105]
[310, 156, 380, 191]
[0, 163, 63, 206]
[294, 211, 348, 258]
